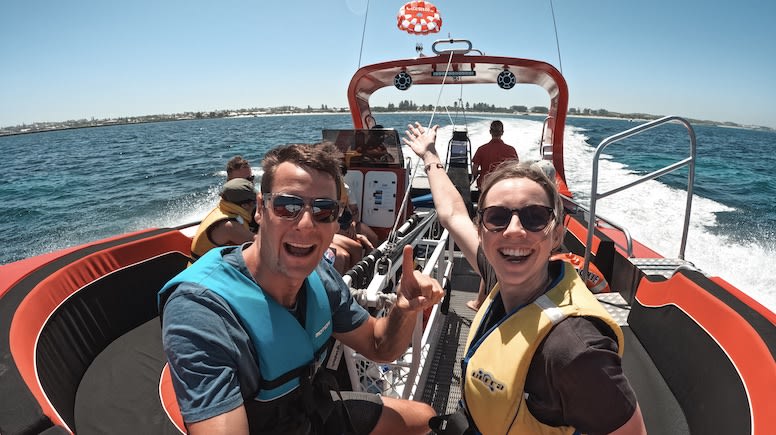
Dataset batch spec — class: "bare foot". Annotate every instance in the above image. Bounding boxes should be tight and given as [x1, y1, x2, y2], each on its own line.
[466, 300, 481, 312]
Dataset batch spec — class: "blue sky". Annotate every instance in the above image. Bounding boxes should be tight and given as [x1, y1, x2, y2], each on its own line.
[2, 0, 775, 128]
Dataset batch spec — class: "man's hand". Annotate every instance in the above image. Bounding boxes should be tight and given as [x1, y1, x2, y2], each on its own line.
[395, 245, 444, 312]
[337, 245, 444, 362]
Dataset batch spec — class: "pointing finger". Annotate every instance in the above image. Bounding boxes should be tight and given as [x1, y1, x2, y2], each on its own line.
[401, 245, 417, 290]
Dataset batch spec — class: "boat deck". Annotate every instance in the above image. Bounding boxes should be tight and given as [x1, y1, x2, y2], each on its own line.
[418, 286, 478, 413]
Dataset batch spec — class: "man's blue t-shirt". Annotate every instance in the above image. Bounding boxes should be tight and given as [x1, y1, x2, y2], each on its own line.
[161, 245, 369, 423]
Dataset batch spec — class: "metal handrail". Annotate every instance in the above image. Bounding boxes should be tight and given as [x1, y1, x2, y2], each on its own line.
[539, 116, 553, 159]
[431, 38, 483, 55]
[583, 116, 697, 274]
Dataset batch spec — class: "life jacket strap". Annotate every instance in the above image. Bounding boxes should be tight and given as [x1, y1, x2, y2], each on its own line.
[258, 339, 331, 390]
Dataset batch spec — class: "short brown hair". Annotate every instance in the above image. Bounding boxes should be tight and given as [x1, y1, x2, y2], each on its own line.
[490, 120, 504, 136]
[226, 156, 250, 177]
[260, 143, 343, 199]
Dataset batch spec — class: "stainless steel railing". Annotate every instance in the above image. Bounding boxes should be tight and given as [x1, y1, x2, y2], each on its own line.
[583, 116, 697, 274]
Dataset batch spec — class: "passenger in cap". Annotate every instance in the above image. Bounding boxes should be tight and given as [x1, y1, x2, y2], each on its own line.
[190, 178, 257, 261]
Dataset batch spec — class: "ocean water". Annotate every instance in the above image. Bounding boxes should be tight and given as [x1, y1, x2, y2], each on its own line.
[1, 113, 774, 312]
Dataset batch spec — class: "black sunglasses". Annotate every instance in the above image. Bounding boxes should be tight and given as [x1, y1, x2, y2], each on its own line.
[245, 175, 255, 182]
[478, 205, 555, 232]
[263, 193, 341, 223]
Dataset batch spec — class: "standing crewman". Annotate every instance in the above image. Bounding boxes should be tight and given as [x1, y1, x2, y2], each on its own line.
[471, 120, 518, 189]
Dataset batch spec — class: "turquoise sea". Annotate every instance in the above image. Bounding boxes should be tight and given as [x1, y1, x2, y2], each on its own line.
[1, 113, 774, 311]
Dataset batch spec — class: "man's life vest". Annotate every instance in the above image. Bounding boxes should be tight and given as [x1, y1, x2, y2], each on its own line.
[462, 261, 624, 435]
[158, 247, 336, 432]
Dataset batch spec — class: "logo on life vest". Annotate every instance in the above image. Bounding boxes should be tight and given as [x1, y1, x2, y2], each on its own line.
[472, 368, 505, 392]
[315, 320, 331, 338]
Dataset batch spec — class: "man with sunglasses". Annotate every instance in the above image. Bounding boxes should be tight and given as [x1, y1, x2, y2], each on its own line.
[160, 142, 442, 434]
[403, 124, 645, 435]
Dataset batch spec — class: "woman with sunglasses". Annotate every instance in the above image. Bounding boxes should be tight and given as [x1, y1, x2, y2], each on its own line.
[403, 123, 646, 435]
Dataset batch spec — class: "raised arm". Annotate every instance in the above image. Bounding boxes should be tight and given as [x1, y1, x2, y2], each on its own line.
[403, 122, 480, 270]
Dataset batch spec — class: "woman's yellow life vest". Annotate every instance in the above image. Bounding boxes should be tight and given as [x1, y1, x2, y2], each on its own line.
[463, 261, 624, 435]
[190, 200, 253, 259]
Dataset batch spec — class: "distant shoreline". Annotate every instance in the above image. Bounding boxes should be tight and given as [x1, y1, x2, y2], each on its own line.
[2, 109, 772, 137]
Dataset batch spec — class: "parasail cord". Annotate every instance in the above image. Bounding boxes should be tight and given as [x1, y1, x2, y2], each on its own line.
[357, 0, 371, 69]
[549, 0, 563, 74]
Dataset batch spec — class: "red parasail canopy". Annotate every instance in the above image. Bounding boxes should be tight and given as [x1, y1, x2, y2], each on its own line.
[397, 1, 442, 35]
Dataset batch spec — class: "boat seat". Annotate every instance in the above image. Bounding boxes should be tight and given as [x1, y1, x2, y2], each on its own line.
[596, 292, 689, 434]
[75, 317, 183, 434]
[620, 326, 689, 433]
[627, 268, 774, 434]
[3, 228, 191, 433]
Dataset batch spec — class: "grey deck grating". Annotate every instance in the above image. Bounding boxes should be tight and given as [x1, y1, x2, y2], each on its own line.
[629, 257, 697, 279]
[418, 288, 477, 414]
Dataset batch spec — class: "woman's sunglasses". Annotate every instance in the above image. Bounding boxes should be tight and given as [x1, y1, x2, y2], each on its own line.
[478, 205, 555, 233]
[263, 193, 341, 223]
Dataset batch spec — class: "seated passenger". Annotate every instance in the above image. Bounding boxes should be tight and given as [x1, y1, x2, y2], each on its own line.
[226, 155, 259, 231]
[226, 155, 254, 181]
[340, 182, 380, 247]
[323, 160, 380, 273]
[351, 128, 396, 165]
[404, 123, 646, 435]
[190, 178, 257, 260]
[327, 182, 377, 274]
[329, 215, 375, 275]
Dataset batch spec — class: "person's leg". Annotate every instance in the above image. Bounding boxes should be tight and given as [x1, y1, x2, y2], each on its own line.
[333, 392, 434, 435]
[370, 396, 435, 435]
[333, 250, 350, 275]
[466, 278, 486, 311]
[328, 240, 350, 275]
